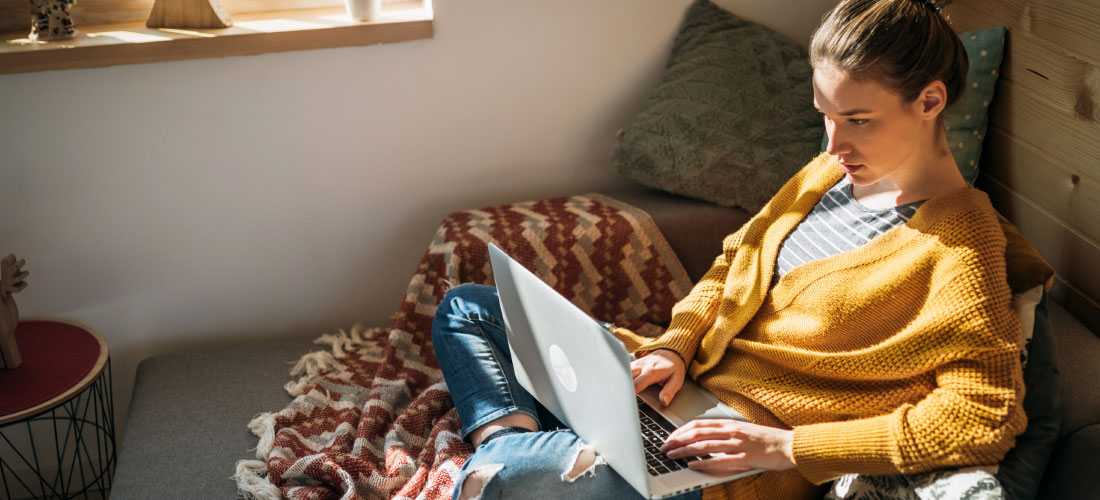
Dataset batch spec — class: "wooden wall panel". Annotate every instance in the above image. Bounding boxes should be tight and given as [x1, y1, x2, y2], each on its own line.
[949, 0, 1100, 330]
[980, 174, 1100, 323]
[946, 0, 1100, 67]
[988, 81, 1100, 184]
[982, 127, 1100, 244]
[948, 1, 1100, 123]
[1000, 30, 1100, 122]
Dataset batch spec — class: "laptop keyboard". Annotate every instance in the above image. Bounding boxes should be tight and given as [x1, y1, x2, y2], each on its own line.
[637, 397, 702, 476]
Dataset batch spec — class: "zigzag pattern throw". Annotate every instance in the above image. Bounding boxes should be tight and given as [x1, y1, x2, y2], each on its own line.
[235, 193, 693, 500]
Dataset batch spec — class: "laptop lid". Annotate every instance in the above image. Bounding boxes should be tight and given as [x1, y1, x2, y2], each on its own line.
[488, 243, 765, 498]
[488, 243, 655, 496]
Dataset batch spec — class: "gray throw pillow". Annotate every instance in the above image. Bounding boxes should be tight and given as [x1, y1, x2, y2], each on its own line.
[610, 0, 823, 213]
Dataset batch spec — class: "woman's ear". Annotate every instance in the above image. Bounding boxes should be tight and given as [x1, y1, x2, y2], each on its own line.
[918, 80, 948, 120]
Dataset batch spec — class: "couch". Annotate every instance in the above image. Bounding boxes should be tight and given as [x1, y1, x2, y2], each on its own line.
[109, 184, 1100, 500]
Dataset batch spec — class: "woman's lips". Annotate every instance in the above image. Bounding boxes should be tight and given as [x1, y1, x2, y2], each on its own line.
[839, 162, 863, 173]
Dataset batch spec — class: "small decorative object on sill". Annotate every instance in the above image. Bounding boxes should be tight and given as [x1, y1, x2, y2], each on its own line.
[0, 254, 29, 369]
[345, 0, 382, 22]
[146, 0, 233, 29]
[28, 0, 77, 41]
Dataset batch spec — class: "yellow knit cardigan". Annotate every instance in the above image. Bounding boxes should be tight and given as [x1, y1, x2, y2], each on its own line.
[617, 153, 1050, 500]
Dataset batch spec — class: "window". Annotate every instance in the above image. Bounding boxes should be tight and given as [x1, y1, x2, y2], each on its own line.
[0, 0, 432, 74]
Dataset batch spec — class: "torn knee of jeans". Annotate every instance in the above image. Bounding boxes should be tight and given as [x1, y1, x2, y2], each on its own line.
[458, 464, 503, 500]
[562, 447, 603, 482]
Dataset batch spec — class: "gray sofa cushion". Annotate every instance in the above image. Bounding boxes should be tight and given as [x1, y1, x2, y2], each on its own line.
[1038, 424, 1100, 500]
[1046, 302, 1100, 440]
[1037, 301, 1100, 500]
[110, 338, 316, 500]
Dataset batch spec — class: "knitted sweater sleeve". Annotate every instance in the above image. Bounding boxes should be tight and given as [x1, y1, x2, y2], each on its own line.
[635, 226, 746, 364]
[790, 268, 1028, 484]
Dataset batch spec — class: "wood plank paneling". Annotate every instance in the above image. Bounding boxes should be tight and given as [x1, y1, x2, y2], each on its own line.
[988, 81, 1100, 185]
[945, 0, 1100, 68]
[950, 0, 1100, 329]
[1000, 30, 1100, 122]
[982, 126, 1100, 244]
[979, 173, 1100, 329]
[946, 0, 1100, 123]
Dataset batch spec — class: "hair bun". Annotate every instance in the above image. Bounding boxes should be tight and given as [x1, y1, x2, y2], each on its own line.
[922, 0, 956, 13]
[811, 0, 970, 108]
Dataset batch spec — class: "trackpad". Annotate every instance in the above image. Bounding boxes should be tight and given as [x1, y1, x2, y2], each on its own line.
[638, 379, 742, 428]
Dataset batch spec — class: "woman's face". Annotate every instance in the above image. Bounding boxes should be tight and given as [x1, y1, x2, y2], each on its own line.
[812, 63, 932, 186]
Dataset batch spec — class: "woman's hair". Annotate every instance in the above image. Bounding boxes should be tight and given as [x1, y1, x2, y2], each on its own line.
[810, 0, 969, 109]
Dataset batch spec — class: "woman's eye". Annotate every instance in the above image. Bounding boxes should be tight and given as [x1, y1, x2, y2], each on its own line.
[850, 119, 869, 125]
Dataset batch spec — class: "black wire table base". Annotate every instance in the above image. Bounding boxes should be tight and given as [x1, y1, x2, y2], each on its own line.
[1, 359, 116, 500]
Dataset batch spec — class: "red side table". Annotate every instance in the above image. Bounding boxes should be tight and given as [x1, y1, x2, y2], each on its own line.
[0, 321, 116, 499]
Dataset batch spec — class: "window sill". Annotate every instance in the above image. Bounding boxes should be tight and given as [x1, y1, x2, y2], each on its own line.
[0, 4, 433, 75]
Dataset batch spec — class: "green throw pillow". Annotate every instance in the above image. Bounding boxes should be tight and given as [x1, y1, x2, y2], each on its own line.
[819, 26, 1006, 185]
[610, 0, 823, 213]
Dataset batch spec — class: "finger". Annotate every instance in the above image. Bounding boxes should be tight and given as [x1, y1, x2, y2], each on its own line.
[687, 457, 752, 476]
[665, 439, 737, 459]
[688, 453, 748, 468]
[633, 370, 662, 394]
[665, 420, 729, 441]
[660, 428, 739, 452]
[663, 423, 737, 451]
[658, 371, 684, 406]
[666, 427, 735, 448]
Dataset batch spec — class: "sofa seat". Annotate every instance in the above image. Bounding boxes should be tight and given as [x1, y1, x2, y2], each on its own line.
[109, 188, 1100, 500]
[110, 338, 316, 499]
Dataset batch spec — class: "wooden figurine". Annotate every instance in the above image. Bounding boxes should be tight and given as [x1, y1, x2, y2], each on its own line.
[1, 254, 28, 369]
[146, 0, 233, 29]
[28, 0, 77, 41]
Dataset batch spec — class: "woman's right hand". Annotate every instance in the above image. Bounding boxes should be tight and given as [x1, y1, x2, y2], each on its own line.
[630, 348, 686, 406]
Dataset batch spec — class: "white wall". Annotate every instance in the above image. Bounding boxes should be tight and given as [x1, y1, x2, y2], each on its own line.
[0, 0, 837, 448]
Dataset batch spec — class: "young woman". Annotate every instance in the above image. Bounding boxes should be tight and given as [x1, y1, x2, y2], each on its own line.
[432, 0, 1026, 498]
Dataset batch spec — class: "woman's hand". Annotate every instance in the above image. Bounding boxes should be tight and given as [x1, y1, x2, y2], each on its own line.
[661, 419, 796, 475]
[630, 348, 686, 406]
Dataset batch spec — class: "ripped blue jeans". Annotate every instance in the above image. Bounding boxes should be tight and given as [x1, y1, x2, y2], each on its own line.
[432, 283, 702, 500]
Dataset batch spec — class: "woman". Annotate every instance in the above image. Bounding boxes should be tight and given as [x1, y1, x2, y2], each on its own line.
[432, 0, 1026, 498]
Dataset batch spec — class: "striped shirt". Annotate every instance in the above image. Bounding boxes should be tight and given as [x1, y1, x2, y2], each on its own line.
[774, 176, 924, 279]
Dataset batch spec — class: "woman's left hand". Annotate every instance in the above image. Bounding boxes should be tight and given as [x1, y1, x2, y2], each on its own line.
[661, 419, 796, 475]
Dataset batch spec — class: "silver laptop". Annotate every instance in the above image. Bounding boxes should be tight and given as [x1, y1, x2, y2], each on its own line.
[487, 243, 761, 499]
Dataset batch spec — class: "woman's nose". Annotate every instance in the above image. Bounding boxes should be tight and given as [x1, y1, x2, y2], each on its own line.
[825, 122, 850, 156]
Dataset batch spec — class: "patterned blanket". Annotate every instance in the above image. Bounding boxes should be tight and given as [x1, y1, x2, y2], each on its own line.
[235, 193, 694, 500]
